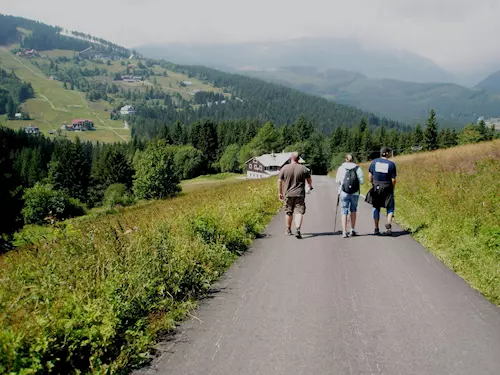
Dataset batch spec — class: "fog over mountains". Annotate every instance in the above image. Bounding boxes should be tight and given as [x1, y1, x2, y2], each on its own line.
[137, 37, 492, 87]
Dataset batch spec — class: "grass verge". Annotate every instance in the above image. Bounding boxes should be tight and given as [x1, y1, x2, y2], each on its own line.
[0, 178, 281, 374]
[358, 141, 500, 305]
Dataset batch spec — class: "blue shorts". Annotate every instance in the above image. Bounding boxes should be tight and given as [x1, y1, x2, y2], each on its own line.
[340, 192, 359, 215]
[372, 198, 395, 219]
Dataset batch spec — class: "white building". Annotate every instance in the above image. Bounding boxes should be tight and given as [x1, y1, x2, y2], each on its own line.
[120, 105, 136, 115]
[245, 152, 306, 179]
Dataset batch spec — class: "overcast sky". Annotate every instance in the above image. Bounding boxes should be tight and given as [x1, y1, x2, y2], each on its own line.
[2, 0, 499, 72]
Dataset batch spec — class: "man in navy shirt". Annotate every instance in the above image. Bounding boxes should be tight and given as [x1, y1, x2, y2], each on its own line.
[368, 147, 397, 235]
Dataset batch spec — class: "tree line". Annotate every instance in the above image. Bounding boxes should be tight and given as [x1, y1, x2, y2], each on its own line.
[0, 68, 34, 118]
[1, 110, 497, 250]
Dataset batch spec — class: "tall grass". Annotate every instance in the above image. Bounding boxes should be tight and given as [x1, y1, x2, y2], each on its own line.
[362, 141, 500, 305]
[0, 178, 281, 374]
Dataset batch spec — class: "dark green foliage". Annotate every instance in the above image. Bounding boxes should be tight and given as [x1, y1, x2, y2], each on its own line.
[103, 183, 135, 208]
[133, 139, 181, 199]
[49, 138, 92, 202]
[171, 145, 204, 180]
[219, 144, 241, 173]
[0, 68, 34, 116]
[22, 183, 85, 225]
[424, 109, 439, 151]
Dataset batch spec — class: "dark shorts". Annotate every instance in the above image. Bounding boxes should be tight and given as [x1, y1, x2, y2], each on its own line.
[284, 196, 306, 215]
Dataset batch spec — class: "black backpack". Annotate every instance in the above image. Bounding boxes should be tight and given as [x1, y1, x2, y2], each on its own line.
[341, 166, 360, 194]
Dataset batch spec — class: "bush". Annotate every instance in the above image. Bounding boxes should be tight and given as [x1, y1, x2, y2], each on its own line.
[133, 139, 181, 200]
[21, 183, 86, 225]
[104, 183, 135, 208]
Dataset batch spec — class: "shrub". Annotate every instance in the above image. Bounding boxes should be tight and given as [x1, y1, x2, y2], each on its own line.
[104, 183, 135, 208]
[133, 139, 181, 200]
[21, 183, 86, 225]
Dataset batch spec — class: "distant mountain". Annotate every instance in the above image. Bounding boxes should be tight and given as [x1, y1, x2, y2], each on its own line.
[137, 37, 455, 84]
[241, 67, 500, 127]
[475, 70, 500, 95]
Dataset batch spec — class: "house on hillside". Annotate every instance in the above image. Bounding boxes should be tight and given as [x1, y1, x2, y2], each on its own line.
[121, 75, 142, 82]
[66, 119, 95, 131]
[245, 152, 307, 179]
[23, 125, 39, 134]
[78, 46, 94, 59]
[120, 105, 136, 115]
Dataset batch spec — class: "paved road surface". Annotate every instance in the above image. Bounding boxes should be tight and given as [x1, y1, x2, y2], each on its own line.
[134, 176, 500, 375]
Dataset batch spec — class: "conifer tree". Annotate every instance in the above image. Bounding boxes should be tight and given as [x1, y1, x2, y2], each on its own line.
[424, 109, 439, 151]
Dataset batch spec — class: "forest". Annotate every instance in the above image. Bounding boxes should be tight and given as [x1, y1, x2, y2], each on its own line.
[1, 111, 497, 250]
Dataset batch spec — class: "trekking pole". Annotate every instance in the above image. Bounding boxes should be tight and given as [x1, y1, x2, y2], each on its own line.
[334, 193, 340, 233]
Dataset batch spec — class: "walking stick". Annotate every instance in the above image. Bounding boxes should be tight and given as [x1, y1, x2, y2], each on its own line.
[334, 193, 340, 233]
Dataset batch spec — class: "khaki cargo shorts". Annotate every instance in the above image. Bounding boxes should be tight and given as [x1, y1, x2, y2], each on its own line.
[284, 196, 306, 216]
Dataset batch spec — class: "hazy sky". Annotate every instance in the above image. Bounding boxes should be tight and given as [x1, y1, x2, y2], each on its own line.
[2, 0, 499, 71]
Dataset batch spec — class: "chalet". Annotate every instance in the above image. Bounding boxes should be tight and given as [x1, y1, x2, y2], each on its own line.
[120, 105, 136, 115]
[15, 113, 22, 120]
[246, 152, 306, 179]
[66, 119, 95, 131]
[182, 81, 192, 85]
[23, 125, 39, 134]
[121, 75, 142, 82]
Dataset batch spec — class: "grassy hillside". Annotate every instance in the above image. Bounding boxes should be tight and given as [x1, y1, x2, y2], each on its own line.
[0, 46, 229, 142]
[360, 140, 500, 305]
[244, 67, 500, 127]
[0, 47, 130, 142]
[0, 177, 281, 374]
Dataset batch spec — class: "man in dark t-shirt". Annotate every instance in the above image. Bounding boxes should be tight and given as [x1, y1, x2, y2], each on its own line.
[368, 147, 397, 235]
[278, 152, 312, 239]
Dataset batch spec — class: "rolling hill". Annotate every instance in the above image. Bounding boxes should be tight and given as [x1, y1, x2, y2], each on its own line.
[0, 14, 407, 143]
[242, 67, 500, 127]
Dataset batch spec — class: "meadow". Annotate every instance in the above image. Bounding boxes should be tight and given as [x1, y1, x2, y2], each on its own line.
[0, 48, 129, 142]
[360, 140, 500, 305]
[0, 177, 281, 374]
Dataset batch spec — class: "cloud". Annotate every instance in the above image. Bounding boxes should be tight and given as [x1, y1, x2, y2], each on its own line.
[2, 0, 500, 71]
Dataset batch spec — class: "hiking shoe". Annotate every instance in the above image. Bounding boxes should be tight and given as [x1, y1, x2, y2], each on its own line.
[342, 231, 349, 238]
[295, 230, 302, 239]
[385, 224, 392, 236]
[350, 230, 358, 237]
[374, 228, 380, 235]
[286, 228, 293, 236]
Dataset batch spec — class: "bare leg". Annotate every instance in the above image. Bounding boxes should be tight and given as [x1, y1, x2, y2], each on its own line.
[295, 214, 304, 230]
[341, 214, 348, 233]
[350, 212, 357, 230]
[286, 214, 293, 230]
[374, 218, 379, 230]
[387, 213, 393, 225]
[294, 214, 303, 230]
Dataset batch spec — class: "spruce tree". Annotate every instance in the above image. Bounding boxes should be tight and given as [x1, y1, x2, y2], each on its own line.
[424, 109, 439, 151]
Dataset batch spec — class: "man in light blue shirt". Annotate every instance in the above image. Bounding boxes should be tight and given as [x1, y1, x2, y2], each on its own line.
[335, 154, 364, 238]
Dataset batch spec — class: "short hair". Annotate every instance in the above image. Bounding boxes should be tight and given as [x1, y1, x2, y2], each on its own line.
[291, 151, 300, 162]
[345, 153, 354, 162]
[380, 147, 391, 157]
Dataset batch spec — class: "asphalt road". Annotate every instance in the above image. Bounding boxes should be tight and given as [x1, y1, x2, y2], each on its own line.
[133, 176, 500, 375]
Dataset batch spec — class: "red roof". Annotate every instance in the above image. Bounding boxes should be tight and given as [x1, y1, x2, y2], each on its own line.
[72, 119, 93, 125]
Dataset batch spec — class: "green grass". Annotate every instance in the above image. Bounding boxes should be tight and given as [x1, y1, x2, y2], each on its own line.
[0, 47, 129, 142]
[358, 141, 500, 305]
[0, 178, 281, 374]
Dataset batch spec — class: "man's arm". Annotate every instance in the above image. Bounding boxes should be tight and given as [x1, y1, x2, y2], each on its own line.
[369, 172, 374, 184]
[278, 176, 284, 200]
[306, 177, 313, 189]
[391, 163, 397, 189]
[357, 167, 364, 185]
